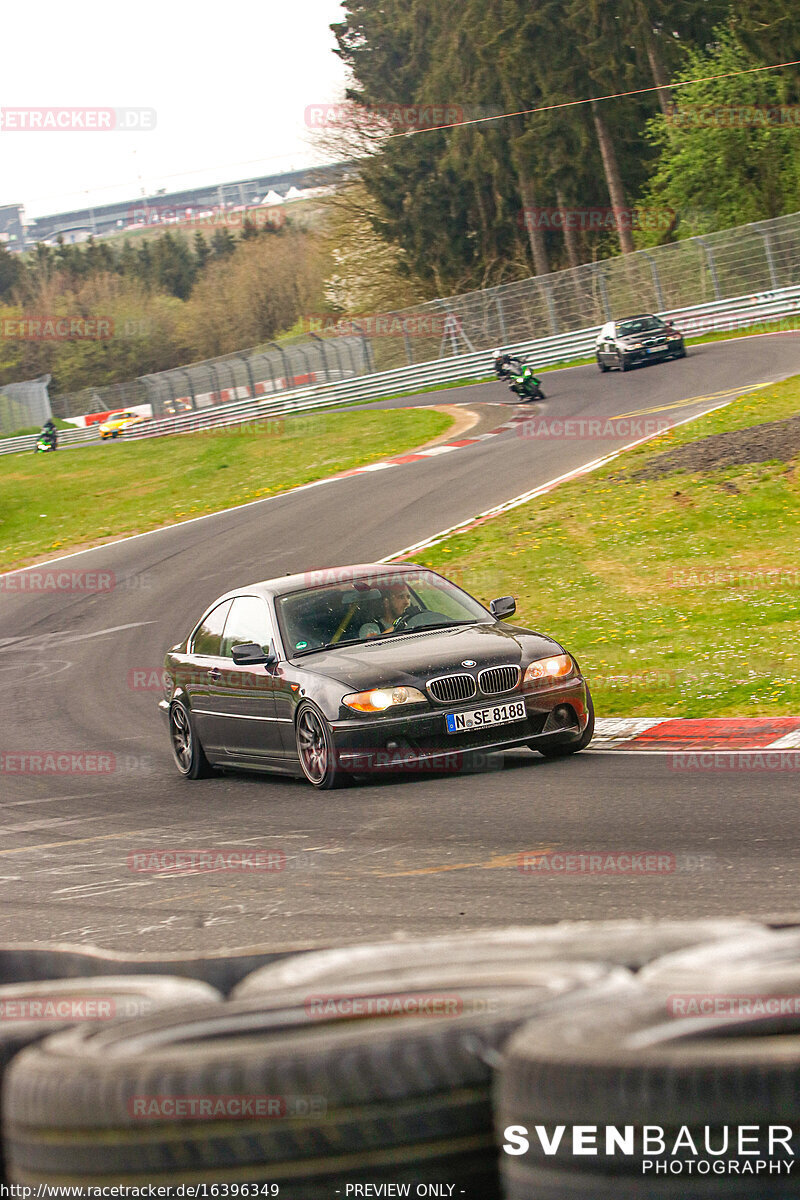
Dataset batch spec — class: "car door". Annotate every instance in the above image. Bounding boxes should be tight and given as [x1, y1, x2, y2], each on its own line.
[183, 598, 233, 756]
[217, 595, 281, 759]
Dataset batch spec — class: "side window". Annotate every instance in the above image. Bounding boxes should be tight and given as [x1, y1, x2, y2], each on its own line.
[191, 600, 232, 657]
[221, 595, 274, 658]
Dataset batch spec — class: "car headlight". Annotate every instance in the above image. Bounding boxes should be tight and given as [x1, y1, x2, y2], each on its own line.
[343, 686, 427, 713]
[523, 654, 574, 685]
[667, 332, 682, 340]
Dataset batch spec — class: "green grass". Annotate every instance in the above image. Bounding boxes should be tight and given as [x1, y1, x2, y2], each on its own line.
[414, 376, 800, 717]
[0, 408, 452, 571]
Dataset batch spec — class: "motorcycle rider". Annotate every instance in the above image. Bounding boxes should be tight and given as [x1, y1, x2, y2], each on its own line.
[39, 419, 58, 450]
[492, 349, 514, 379]
[492, 349, 543, 400]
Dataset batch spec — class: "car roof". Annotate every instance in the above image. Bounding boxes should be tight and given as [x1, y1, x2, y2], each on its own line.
[214, 562, 429, 602]
[615, 313, 659, 322]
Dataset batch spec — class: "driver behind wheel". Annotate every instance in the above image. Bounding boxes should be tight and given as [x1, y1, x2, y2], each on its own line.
[358, 582, 414, 639]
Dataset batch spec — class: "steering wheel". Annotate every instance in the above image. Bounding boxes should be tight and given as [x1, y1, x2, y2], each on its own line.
[393, 607, 455, 632]
[392, 603, 424, 632]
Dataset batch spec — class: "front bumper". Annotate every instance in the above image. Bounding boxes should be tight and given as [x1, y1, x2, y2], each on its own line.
[330, 678, 590, 772]
[623, 341, 681, 363]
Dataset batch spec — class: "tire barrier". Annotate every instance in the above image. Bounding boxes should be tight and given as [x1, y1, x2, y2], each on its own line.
[0, 975, 222, 1182]
[0, 942, 310, 997]
[0, 919, 792, 1197]
[2, 962, 632, 1196]
[496, 931, 800, 1198]
[231, 919, 765, 997]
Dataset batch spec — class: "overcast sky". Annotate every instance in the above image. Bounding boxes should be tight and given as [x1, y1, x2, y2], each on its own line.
[1, 0, 350, 218]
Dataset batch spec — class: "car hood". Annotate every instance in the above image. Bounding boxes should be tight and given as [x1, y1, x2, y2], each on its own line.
[291, 622, 565, 689]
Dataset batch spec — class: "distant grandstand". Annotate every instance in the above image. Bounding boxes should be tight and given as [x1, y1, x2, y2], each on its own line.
[0, 204, 25, 251]
[15, 161, 353, 248]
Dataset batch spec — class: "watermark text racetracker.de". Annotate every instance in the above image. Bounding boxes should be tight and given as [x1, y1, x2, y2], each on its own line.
[1, 107, 156, 131]
[666, 103, 800, 128]
[519, 206, 676, 233]
[127, 848, 288, 875]
[667, 566, 800, 590]
[0, 753, 156, 777]
[517, 851, 717, 875]
[0, 996, 167, 1021]
[516, 417, 672, 441]
[0, 569, 154, 594]
[669, 751, 800, 772]
[304, 313, 461, 338]
[126, 202, 285, 233]
[668, 993, 800, 1019]
[128, 1093, 325, 1121]
[1, 316, 113, 341]
[305, 101, 470, 131]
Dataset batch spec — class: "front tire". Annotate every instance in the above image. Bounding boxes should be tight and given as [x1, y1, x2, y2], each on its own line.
[538, 693, 595, 759]
[169, 699, 213, 779]
[620, 355, 632, 372]
[295, 702, 351, 790]
[597, 357, 610, 373]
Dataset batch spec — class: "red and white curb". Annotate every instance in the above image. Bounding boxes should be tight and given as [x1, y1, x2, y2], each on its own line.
[336, 408, 530, 478]
[593, 717, 800, 752]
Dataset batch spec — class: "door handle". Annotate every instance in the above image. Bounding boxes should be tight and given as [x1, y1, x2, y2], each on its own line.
[207, 668, 222, 681]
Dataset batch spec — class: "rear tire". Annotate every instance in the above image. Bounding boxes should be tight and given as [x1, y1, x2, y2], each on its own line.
[597, 357, 610, 373]
[169, 699, 213, 779]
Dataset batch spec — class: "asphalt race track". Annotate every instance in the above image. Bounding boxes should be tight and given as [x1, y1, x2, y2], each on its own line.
[2, 334, 799, 951]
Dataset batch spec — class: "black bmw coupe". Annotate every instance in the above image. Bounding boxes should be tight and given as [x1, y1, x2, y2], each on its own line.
[159, 564, 594, 789]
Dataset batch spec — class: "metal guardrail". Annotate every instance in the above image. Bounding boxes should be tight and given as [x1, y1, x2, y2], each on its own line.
[0, 425, 101, 455]
[1, 285, 798, 456]
[116, 284, 800, 438]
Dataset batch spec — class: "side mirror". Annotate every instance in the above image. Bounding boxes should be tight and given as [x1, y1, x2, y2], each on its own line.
[231, 642, 277, 666]
[490, 596, 516, 620]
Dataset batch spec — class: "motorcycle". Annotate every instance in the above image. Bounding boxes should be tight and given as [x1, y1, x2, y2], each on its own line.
[35, 436, 57, 453]
[508, 363, 545, 402]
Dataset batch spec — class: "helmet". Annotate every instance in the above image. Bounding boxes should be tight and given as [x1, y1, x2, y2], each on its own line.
[490, 348, 501, 358]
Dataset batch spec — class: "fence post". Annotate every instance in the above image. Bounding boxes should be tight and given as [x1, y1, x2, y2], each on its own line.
[593, 263, 612, 321]
[751, 224, 779, 290]
[207, 362, 222, 403]
[239, 354, 257, 400]
[393, 313, 413, 364]
[266, 342, 291, 390]
[542, 283, 558, 335]
[308, 332, 331, 382]
[696, 237, 722, 300]
[495, 291, 509, 344]
[641, 251, 666, 312]
[180, 369, 197, 410]
[350, 322, 374, 374]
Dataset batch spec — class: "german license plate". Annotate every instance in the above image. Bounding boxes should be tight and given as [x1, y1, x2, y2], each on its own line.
[445, 699, 527, 734]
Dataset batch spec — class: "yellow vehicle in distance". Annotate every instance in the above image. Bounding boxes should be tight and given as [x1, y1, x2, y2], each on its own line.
[98, 410, 150, 440]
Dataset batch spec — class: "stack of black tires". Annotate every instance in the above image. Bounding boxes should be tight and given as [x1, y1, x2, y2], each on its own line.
[0, 919, 798, 1197]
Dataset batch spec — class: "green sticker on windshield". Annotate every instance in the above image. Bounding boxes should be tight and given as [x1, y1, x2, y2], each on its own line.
[296, 641, 308, 649]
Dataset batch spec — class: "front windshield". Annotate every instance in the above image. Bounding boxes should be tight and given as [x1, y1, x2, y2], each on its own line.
[276, 569, 490, 656]
[616, 316, 664, 337]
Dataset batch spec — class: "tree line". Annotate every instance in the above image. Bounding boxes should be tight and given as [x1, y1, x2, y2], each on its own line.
[330, 0, 800, 291]
[0, 219, 327, 395]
